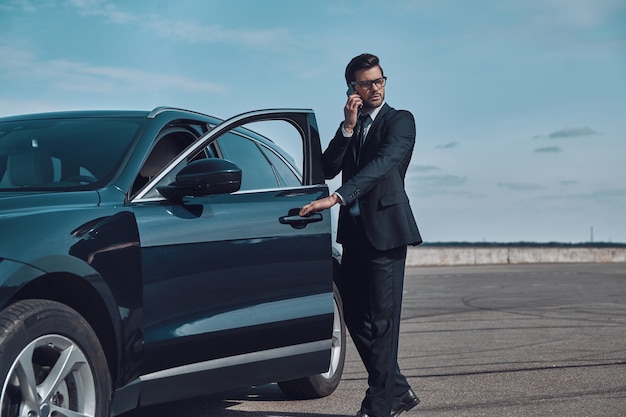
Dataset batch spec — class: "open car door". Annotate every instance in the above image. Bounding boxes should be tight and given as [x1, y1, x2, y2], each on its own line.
[131, 109, 335, 405]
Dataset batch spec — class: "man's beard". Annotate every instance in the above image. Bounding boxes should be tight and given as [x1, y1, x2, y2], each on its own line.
[362, 93, 384, 110]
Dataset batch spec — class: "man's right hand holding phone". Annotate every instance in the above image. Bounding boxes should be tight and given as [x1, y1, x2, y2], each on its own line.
[344, 86, 363, 135]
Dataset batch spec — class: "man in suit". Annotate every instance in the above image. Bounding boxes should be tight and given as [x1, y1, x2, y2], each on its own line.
[300, 53, 422, 417]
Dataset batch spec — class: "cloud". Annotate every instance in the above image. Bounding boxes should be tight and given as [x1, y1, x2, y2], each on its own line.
[498, 182, 545, 191]
[418, 174, 467, 187]
[66, 0, 293, 49]
[559, 180, 579, 186]
[584, 188, 626, 202]
[147, 19, 292, 47]
[0, 0, 53, 12]
[536, 0, 626, 29]
[548, 127, 597, 138]
[407, 174, 489, 199]
[0, 43, 227, 95]
[69, 0, 137, 24]
[534, 146, 561, 153]
[0, 1, 25, 12]
[436, 141, 459, 149]
[52, 60, 227, 94]
[535, 187, 626, 203]
[411, 165, 441, 173]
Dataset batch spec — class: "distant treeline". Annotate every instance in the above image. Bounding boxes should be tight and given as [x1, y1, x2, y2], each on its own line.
[422, 242, 626, 248]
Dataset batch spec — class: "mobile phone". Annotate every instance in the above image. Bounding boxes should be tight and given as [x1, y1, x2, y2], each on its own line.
[347, 84, 362, 110]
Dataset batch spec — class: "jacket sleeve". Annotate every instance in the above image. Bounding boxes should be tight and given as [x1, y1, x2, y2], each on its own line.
[322, 125, 354, 180]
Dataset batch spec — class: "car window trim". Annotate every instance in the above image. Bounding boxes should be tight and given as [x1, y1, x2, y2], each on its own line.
[131, 109, 315, 202]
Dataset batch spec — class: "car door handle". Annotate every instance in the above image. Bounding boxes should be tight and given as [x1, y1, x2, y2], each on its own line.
[279, 209, 323, 229]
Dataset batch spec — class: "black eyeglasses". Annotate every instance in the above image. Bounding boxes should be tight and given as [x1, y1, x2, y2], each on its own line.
[351, 76, 387, 90]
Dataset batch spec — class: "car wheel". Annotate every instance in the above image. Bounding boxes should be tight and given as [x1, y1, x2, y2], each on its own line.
[278, 283, 346, 399]
[0, 299, 111, 417]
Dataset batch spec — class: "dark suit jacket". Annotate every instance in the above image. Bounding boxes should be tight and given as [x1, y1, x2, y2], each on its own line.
[323, 103, 422, 251]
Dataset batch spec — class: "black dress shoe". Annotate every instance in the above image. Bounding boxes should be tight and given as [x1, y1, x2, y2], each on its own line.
[390, 388, 420, 417]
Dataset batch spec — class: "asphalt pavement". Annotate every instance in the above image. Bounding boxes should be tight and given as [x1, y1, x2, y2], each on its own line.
[133, 263, 626, 417]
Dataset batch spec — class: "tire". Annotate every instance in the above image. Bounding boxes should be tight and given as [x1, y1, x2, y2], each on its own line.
[278, 283, 346, 399]
[0, 299, 111, 417]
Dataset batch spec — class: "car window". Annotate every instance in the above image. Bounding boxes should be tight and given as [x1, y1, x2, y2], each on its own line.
[135, 115, 308, 201]
[132, 128, 199, 198]
[215, 133, 279, 190]
[260, 146, 301, 188]
[214, 119, 304, 191]
[0, 118, 143, 190]
[245, 120, 304, 176]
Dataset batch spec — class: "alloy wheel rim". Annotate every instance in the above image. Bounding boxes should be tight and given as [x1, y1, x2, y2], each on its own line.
[1, 334, 97, 417]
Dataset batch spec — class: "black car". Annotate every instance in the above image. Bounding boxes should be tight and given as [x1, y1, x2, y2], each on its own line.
[0, 108, 346, 416]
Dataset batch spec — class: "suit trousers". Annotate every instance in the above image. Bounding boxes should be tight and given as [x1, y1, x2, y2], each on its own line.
[339, 216, 411, 417]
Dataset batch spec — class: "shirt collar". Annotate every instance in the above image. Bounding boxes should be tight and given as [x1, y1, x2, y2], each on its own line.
[361, 101, 384, 122]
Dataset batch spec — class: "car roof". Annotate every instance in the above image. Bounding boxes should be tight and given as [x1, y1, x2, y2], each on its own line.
[0, 110, 151, 122]
[0, 107, 224, 123]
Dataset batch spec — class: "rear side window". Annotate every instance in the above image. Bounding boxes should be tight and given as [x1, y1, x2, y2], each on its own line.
[261, 146, 301, 188]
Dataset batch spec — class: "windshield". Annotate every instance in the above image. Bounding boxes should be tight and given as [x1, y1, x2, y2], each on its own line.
[0, 117, 144, 191]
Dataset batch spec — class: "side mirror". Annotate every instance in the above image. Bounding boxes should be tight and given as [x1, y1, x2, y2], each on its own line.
[157, 158, 242, 200]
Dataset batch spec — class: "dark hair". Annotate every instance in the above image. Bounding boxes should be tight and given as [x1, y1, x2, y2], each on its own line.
[345, 53, 384, 85]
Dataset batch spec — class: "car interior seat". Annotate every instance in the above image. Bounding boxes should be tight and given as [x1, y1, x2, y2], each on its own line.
[7, 148, 54, 186]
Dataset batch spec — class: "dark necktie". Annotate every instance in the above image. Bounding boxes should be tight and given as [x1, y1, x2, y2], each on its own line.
[350, 114, 370, 217]
[356, 114, 369, 161]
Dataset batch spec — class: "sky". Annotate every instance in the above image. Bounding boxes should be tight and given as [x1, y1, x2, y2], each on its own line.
[1, 0, 625, 243]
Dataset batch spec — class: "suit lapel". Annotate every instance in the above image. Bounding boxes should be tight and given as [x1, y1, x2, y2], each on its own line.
[358, 104, 391, 165]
